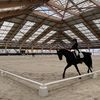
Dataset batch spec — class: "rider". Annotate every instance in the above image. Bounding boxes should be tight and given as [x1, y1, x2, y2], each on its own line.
[71, 38, 84, 60]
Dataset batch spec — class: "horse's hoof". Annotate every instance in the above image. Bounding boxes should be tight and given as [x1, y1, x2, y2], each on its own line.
[63, 76, 65, 79]
[79, 77, 81, 79]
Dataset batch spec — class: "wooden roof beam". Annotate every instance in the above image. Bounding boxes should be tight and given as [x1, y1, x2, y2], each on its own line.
[50, 40, 67, 49]
[46, 3, 63, 18]
[0, 0, 49, 9]
[69, 0, 82, 12]
[0, 8, 31, 21]
[61, 32, 72, 42]
[47, 1, 65, 11]
[0, 41, 100, 49]
[47, 0, 79, 16]
[0, 1, 30, 9]
[0, 0, 49, 20]
[33, 10, 60, 21]
[90, 21, 100, 38]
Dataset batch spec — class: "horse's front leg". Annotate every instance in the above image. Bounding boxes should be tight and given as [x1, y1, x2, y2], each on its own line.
[63, 64, 71, 78]
[87, 69, 89, 73]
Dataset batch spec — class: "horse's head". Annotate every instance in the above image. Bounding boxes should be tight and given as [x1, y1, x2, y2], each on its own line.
[57, 50, 63, 60]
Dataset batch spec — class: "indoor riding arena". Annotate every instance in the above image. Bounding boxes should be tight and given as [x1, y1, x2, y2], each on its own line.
[0, 0, 100, 100]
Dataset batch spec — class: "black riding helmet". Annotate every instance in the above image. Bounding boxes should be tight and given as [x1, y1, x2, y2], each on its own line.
[72, 38, 77, 43]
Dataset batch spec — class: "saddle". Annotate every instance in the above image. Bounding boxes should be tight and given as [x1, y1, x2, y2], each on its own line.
[73, 51, 84, 63]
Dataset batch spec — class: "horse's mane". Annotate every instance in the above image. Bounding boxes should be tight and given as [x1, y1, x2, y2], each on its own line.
[59, 49, 71, 53]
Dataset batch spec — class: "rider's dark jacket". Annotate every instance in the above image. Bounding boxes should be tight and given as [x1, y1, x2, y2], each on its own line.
[71, 42, 78, 50]
[71, 39, 80, 53]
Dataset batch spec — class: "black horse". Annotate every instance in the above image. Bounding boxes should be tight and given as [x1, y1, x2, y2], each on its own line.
[57, 49, 93, 78]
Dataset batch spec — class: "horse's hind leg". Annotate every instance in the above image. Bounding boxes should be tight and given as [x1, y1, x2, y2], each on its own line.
[84, 62, 93, 73]
[84, 55, 93, 73]
[87, 67, 92, 73]
[63, 64, 71, 78]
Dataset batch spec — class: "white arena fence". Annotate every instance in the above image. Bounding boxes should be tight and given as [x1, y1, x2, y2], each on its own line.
[0, 69, 43, 93]
[0, 68, 100, 97]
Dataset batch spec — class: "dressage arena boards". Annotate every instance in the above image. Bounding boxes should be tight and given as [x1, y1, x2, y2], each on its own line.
[0, 55, 100, 100]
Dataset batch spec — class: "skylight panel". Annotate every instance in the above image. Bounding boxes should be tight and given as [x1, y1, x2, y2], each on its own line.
[37, 31, 56, 43]
[35, 0, 98, 21]
[53, 0, 62, 6]
[64, 12, 73, 19]
[13, 21, 35, 41]
[77, 1, 96, 11]
[62, 39, 70, 43]
[52, 0, 67, 8]
[47, 40, 55, 44]
[96, 0, 100, 2]
[93, 19, 100, 30]
[73, 0, 85, 4]
[57, 0, 67, 7]
[0, 21, 14, 40]
[26, 25, 49, 42]
[35, 6, 61, 19]
[36, 7, 53, 16]
[64, 30, 82, 42]
[74, 23, 98, 41]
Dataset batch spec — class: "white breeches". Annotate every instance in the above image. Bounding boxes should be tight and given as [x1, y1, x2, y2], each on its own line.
[75, 50, 84, 58]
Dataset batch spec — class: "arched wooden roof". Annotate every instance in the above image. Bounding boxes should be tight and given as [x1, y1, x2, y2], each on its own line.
[0, 0, 100, 50]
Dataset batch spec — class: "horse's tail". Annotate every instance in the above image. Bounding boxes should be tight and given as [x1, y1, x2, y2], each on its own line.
[83, 52, 93, 69]
[89, 52, 93, 69]
[90, 58, 93, 69]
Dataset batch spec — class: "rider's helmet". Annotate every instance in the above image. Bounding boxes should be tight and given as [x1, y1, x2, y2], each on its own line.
[72, 38, 77, 43]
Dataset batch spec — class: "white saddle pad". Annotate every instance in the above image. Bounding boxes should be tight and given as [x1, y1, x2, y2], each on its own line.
[79, 52, 84, 58]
